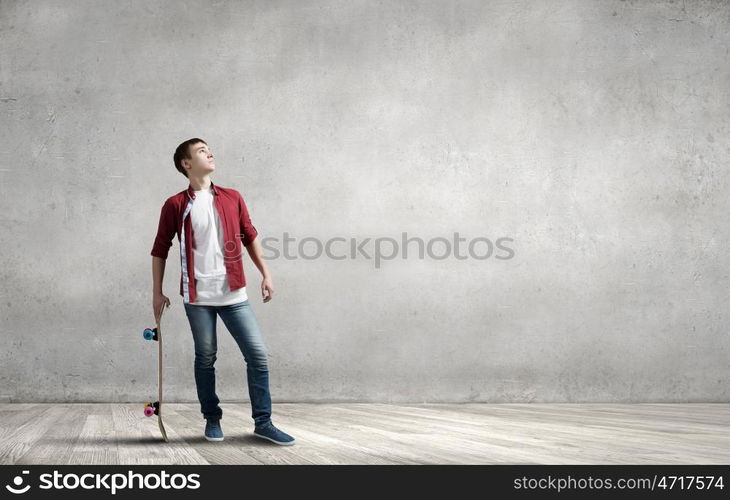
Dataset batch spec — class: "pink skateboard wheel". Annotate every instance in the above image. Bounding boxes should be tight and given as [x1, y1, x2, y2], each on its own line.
[144, 406, 155, 417]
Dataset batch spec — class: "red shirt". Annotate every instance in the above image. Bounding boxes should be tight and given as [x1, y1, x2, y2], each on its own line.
[150, 181, 258, 303]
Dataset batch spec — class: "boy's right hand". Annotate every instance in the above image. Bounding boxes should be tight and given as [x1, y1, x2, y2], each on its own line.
[153, 293, 171, 322]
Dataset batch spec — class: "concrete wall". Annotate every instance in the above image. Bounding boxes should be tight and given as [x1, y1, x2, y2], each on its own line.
[1, 0, 728, 403]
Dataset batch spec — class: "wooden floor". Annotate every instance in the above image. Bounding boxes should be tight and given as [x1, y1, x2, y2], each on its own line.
[1, 403, 728, 464]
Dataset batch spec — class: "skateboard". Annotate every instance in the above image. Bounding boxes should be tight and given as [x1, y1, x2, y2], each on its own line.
[142, 303, 169, 442]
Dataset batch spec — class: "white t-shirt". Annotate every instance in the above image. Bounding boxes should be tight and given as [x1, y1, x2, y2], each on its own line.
[189, 186, 248, 306]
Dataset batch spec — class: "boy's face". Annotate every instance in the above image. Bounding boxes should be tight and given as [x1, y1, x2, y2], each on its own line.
[183, 142, 215, 177]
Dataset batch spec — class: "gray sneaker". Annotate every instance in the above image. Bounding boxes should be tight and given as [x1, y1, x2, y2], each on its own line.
[253, 421, 295, 445]
[205, 417, 224, 442]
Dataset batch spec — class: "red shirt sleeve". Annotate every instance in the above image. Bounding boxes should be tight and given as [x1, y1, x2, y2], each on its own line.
[150, 198, 177, 260]
[238, 191, 259, 246]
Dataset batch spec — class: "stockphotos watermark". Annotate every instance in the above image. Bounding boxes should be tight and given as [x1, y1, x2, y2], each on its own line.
[4, 469, 201, 495]
[223, 231, 515, 268]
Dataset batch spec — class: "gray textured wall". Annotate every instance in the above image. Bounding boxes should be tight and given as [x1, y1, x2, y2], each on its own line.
[1, 0, 728, 403]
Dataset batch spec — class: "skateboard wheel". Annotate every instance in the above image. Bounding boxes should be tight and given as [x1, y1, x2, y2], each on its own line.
[143, 328, 155, 340]
[143, 401, 160, 416]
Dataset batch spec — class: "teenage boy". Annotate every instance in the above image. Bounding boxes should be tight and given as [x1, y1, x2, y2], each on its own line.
[150, 137, 295, 445]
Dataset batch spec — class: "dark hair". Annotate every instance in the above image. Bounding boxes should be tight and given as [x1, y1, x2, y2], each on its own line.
[173, 138, 207, 178]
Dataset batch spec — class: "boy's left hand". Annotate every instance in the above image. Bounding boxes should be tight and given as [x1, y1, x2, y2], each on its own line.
[261, 277, 274, 303]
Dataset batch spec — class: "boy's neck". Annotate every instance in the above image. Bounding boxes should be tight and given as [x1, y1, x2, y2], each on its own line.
[189, 175, 212, 191]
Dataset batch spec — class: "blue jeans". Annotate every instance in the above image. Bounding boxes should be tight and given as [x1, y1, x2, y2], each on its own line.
[183, 299, 272, 427]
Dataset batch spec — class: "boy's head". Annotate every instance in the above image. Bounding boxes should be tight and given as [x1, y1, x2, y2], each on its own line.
[173, 138, 215, 178]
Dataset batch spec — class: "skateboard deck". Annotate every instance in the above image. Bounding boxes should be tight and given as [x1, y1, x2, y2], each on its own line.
[142, 303, 169, 442]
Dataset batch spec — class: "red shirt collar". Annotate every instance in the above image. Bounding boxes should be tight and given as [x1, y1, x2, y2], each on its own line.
[186, 181, 218, 199]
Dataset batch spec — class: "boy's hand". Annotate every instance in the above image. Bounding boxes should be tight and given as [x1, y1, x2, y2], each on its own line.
[153, 292, 171, 322]
[261, 277, 274, 303]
